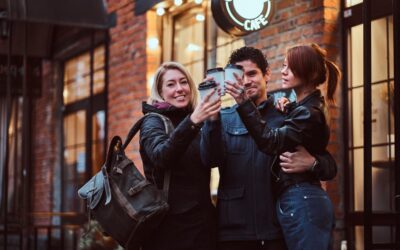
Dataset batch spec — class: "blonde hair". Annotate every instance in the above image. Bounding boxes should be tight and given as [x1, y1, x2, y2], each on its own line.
[147, 61, 198, 110]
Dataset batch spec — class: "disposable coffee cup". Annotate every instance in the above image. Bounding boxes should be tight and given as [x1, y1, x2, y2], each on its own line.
[206, 67, 225, 95]
[198, 80, 219, 102]
[224, 64, 244, 83]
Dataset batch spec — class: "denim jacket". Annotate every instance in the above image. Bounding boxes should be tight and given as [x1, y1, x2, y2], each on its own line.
[201, 97, 284, 241]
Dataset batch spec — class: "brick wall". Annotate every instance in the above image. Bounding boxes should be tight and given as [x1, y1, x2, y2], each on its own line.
[32, 61, 58, 224]
[107, 0, 147, 171]
[246, 0, 344, 247]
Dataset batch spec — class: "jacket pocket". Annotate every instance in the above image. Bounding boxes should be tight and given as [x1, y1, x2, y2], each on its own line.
[225, 127, 249, 154]
[217, 187, 246, 229]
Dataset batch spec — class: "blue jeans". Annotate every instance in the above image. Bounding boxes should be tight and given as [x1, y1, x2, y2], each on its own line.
[276, 183, 335, 250]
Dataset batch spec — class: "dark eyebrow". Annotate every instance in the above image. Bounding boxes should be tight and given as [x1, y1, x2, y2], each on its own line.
[246, 69, 258, 75]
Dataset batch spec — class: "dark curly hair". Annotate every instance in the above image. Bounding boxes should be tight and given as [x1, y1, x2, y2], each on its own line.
[228, 47, 269, 75]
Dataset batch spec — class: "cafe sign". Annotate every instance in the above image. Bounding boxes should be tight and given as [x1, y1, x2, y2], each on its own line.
[211, 0, 274, 36]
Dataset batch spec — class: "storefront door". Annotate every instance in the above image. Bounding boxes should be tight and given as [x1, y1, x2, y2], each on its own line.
[343, 0, 400, 249]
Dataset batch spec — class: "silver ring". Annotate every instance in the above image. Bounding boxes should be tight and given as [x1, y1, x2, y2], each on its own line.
[239, 87, 245, 94]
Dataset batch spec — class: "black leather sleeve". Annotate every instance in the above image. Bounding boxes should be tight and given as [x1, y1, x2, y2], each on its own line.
[237, 99, 323, 154]
[139, 115, 201, 169]
[200, 117, 225, 168]
[237, 99, 337, 180]
[313, 150, 338, 180]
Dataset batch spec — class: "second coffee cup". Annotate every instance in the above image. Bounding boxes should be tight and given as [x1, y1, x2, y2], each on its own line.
[206, 67, 225, 95]
[224, 64, 244, 84]
[198, 80, 219, 102]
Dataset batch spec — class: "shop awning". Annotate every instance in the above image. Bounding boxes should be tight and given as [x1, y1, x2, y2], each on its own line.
[3, 0, 114, 29]
[135, 0, 162, 15]
[0, 0, 115, 58]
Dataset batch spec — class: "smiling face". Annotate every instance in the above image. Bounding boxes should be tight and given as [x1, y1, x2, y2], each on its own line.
[236, 59, 268, 106]
[160, 69, 191, 109]
[281, 57, 302, 90]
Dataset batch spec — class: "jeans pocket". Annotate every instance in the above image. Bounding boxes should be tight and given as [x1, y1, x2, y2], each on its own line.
[277, 197, 296, 216]
[304, 194, 334, 230]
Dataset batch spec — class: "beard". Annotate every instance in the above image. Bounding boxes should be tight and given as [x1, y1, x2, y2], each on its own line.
[246, 89, 259, 102]
[246, 88, 266, 106]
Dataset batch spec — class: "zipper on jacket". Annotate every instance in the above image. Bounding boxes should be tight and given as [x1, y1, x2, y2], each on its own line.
[270, 155, 280, 182]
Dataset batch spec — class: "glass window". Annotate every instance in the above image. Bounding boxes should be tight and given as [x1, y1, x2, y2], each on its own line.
[371, 19, 389, 83]
[63, 46, 105, 105]
[346, 0, 363, 7]
[62, 46, 106, 213]
[388, 16, 394, 79]
[372, 226, 396, 245]
[92, 111, 105, 174]
[63, 111, 86, 212]
[371, 146, 395, 212]
[371, 83, 392, 146]
[349, 24, 363, 88]
[350, 87, 364, 147]
[355, 226, 364, 250]
[174, 6, 205, 84]
[347, 16, 395, 213]
[352, 148, 364, 211]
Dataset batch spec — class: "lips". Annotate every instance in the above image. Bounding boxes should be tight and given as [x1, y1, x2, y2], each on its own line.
[245, 86, 257, 92]
[175, 95, 186, 101]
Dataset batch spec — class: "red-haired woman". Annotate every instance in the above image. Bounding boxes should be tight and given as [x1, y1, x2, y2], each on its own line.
[226, 43, 340, 250]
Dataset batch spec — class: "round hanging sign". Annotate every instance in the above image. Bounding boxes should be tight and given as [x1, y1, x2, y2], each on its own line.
[211, 0, 274, 36]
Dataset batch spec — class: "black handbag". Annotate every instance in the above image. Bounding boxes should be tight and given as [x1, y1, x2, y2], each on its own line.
[78, 113, 173, 249]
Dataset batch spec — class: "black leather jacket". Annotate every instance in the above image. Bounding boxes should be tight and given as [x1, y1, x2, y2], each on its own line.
[140, 102, 216, 250]
[201, 95, 336, 242]
[237, 90, 335, 195]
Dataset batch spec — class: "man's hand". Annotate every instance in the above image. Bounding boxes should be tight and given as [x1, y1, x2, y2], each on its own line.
[280, 145, 315, 173]
[225, 72, 248, 105]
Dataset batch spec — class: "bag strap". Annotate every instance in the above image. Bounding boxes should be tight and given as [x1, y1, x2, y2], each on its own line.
[122, 113, 173, 150]
[104, 136, 122, 173]
[122, 112, 174, 199]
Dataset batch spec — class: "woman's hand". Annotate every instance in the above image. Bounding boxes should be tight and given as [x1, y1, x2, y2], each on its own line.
[190, 89, 221, 124]
[276, 97, 290, 113]
[225, 72, 248, 104]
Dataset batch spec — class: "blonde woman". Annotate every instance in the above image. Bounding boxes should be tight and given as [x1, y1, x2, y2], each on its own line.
[140, 62, 220, 250]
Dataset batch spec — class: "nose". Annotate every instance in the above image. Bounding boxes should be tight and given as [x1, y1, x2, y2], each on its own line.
[176, 83, 184, 91]
[243, 76, 251, 87]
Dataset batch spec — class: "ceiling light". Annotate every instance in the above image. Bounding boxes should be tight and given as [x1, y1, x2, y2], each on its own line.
[148, 38, 159, 50]
[194, 0, 203, 4]
[196, 14, 205, 22]
[156, 7, 165, 16]
[174, 0, 183, 6]
[186, 43, 201, 52]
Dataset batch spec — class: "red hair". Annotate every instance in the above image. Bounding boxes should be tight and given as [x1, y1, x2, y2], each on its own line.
[286, 43, 341, 102]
